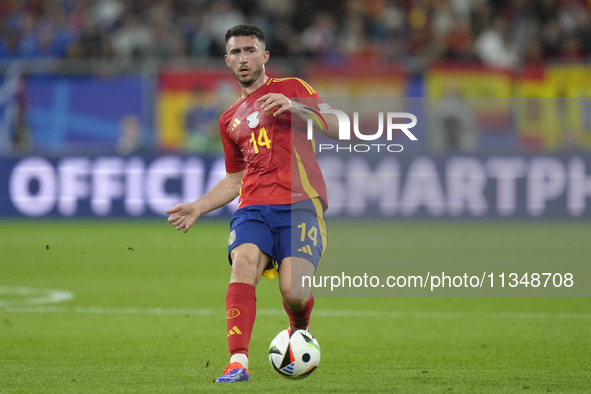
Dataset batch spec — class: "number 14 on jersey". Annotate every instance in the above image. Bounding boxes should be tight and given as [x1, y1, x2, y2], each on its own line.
[250, 127, 271, 154]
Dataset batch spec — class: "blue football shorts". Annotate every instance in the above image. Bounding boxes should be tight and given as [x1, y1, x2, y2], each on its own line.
[227, 198, 327, 278]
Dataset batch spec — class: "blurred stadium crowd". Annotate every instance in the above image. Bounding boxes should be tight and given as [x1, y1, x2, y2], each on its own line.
[1, 0, 590, 67]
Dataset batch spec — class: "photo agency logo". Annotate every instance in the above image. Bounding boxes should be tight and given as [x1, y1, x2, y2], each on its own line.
[304, 105, 418, 153]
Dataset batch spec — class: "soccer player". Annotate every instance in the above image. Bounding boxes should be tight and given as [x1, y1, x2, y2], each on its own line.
[166, 24, 338, 383]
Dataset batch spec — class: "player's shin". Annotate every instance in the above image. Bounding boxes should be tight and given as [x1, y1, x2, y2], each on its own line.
[226, 282, 256, 361]
[283, 292, 314, 330]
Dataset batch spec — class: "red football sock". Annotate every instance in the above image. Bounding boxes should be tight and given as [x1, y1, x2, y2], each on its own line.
[226, 282, 256, 357]
[283, 292, 314, 329]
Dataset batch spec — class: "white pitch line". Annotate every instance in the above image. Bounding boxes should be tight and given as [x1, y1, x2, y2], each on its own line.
[0, 305, 590, 320]
[0, 286, 74, 307]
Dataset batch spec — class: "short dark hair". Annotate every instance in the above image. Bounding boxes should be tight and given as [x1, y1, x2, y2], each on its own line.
[225, 24, 265, 48]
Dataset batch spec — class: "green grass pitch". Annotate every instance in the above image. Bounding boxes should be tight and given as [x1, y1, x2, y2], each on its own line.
[0, 219, 589, 393]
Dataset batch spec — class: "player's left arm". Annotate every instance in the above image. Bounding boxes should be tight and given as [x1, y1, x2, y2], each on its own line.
[257, 93, 340, 140]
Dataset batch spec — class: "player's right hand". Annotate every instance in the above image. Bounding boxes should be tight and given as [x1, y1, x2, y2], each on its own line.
[166, 203, 200, 233]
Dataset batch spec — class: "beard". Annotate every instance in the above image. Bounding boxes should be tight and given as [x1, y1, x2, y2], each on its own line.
[232, 63, 264, 87]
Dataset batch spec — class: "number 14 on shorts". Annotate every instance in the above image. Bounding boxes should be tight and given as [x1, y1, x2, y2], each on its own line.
[297, 223, 318, 246]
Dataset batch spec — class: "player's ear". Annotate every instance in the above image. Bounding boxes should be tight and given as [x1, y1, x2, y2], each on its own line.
[263, 50, 269, 64]
[224, 54, 230, 67]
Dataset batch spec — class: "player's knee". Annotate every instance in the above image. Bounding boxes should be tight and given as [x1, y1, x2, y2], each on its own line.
[231, 254, 260, 285]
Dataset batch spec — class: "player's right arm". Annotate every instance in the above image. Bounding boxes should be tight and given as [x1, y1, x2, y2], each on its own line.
[166, 169, 245, 233]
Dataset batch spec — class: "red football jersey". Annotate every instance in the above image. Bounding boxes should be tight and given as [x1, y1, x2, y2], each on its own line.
[219, 77, 328, 210]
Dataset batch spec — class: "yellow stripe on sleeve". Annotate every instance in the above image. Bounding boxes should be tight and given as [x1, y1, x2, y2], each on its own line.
[294, 78, 317, 94]
[271, 77, 317, 95]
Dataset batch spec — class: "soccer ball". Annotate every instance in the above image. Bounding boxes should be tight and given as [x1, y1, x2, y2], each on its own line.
[268, 328, 320, 379]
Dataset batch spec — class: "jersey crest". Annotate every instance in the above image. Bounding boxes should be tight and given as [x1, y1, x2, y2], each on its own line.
[246, 111, 260, 128]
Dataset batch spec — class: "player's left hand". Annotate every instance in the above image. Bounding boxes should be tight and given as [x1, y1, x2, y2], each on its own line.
[257, 93, 295, 117]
